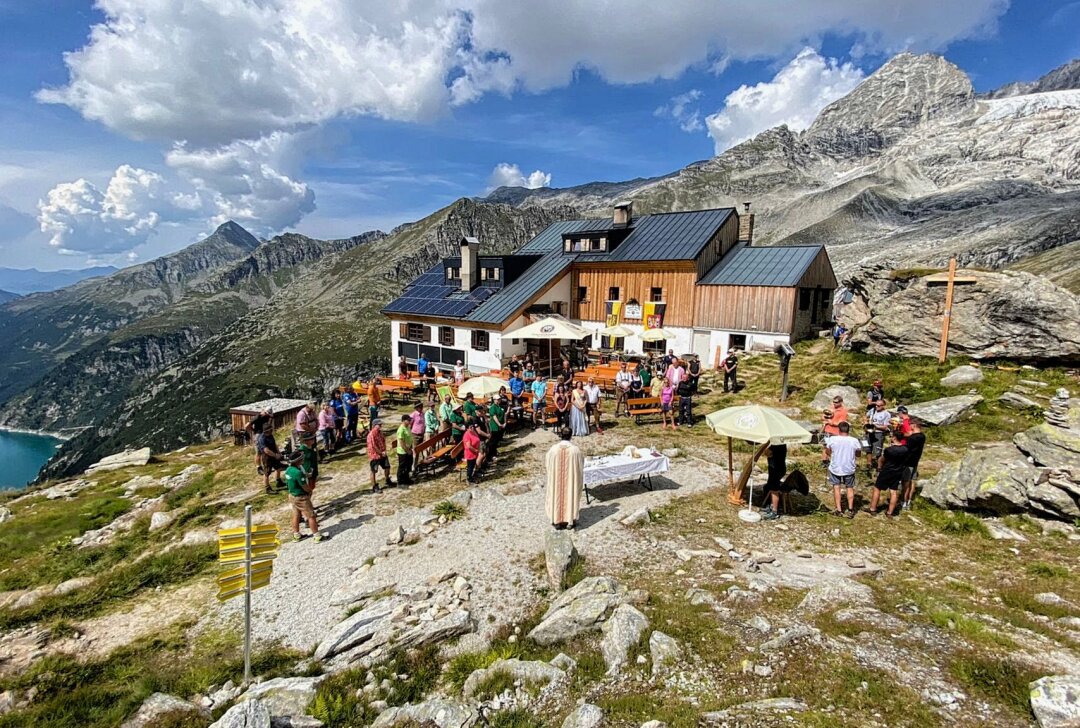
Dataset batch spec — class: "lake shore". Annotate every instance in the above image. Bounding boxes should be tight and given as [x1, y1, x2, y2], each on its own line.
[0, 424, 71, 441]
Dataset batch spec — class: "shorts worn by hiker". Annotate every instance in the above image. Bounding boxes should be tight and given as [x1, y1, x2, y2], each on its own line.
[369, 455, 390, 473]
[289, 494, 316, 520]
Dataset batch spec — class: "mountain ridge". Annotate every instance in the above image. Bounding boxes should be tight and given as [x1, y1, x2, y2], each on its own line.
[0, 265, 118, 295]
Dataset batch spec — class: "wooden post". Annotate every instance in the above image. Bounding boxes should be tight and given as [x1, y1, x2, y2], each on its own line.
[938, 257, 957, 363]
[726, 437, 735, 501]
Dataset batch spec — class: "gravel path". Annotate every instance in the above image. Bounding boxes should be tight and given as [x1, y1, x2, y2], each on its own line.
[216, 427, 731, 650]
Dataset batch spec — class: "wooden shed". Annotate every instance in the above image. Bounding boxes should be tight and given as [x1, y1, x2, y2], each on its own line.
[228, 398, 309, 445]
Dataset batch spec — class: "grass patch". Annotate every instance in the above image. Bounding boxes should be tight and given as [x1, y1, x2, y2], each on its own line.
[310, 645, 441, 728]
[949, 653, 1040, 718]
[598, 692, 702, 728]
[561, 555, 587, 591]
[935, 510, 990, 539]
[469, 670, 518, 701]
[0, 624, 302, 728]
[1000, 587, 1076, 620]
[1027, 562, 1070, 579]
[432, 500, 467, 521]
[444, 643, 522, 693]
[0, 543, 216, 629]
[486, 709, 544, 728]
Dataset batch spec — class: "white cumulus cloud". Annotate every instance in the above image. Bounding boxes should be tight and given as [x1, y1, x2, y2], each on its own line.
[655, 89, 704, 132]
[487, 163, 552, 192]
[705, 48, 865, 153]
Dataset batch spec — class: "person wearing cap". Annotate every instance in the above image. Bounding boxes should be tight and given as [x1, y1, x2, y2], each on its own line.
[284, 451, 324, 542]
[410, 402, 426, 440]
[449, 403, 466, 444]
[821, 395, 849, 466]
[296, 429, 319, 489]
[424, 401, 439, 440]
[486, 394, 506, 462]
[245, 408, 274, 473]
[294, 401, 318, 449]
[366, 419, 394, 492]
[463, 392, 479, 425]
[865, 379, 885, 418]
[395, 414, 415, 485]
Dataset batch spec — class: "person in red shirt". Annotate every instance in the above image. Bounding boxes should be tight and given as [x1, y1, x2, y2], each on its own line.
[895, 405, 913, 445]
[365, 419, 394, 492]
[462, 423, 486, 483]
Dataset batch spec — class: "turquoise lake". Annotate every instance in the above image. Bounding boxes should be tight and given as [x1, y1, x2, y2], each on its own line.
[0, 430, 62, 490]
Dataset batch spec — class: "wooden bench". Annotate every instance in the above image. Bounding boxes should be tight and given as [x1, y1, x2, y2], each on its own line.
[626, 396, 676, 424]
[414, 429, 453, 475]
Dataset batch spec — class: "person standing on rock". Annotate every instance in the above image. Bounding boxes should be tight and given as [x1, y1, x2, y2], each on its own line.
[901, 421, 925, 510]
[366, 419, 394, 492]
[285, 451, 325, 543]
[869, 432, 907, 519]
[826, 421, 861, 518]
[395, 414, 415, 486]
[545, 427, 584, 529]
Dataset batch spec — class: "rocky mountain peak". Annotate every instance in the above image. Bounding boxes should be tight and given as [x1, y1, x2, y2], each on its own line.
[804, 53, 974, 158]
[207, 220, 261, 251]
[984, 57, 1080, 98]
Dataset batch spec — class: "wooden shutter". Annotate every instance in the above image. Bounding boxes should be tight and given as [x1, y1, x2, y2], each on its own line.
[398, 322, 407, 338]
[423, 325, 431, 342]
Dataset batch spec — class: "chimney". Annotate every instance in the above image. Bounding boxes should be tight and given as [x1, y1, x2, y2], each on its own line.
[613, 200, 633, 227]
[460, 236, 480, 291]
[737, 201, 755, 245]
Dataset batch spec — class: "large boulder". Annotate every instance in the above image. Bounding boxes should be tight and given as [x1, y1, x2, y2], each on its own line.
[314, 597, 400, 662]
[121, 693, 205, 728]
[600, 604, 649, 675]
[210, 699, 271, 728]
[797, 578, 875, 616]
[544, 530, 578, 591]
[810, 385, 861, 412]
[86, 447, 152, 473]
[1029, 675, 1080, 728]
[847, 268, 1080, 362]
[649, 631, 683, 676]
[372, 698, 478, 728]
[906, 395, 983, 426]
[1015, 422, 1080, 474]
[562, 704, 604, 728]
[461, 659, 565, 698]
[528, 576, 627, 646]
[940, 365, 983, 388]
[237, 677, 324, 719]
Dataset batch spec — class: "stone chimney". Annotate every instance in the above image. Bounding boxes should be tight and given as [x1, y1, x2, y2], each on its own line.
[460, 236, 480, 291]
[738, 202, 755, 244]
[613, 201, 633, 227]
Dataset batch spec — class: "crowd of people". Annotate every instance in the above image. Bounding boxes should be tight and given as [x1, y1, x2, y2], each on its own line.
[759, 378, 927, 522]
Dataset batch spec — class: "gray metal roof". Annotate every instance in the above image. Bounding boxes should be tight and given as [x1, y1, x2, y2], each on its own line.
[575, 208, 734, 262]
[699, 244, 824, 287]
[466, 248, 572, 324]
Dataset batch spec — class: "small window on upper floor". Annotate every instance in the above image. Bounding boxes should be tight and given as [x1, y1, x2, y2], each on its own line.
[481, 267, 500, 281]
[608, 286, 620, 301]
[649, 287, 663, 302]
[445, 267, 459, 280]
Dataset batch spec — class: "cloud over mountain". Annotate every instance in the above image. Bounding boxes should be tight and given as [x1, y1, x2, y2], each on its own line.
[487, 163, 552, 193]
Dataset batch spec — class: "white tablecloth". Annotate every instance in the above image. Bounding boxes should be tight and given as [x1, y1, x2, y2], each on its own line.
[584, 450, 670, 486]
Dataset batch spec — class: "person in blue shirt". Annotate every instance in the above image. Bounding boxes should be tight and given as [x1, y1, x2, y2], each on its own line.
[330, 391, 346, 446]
[342, 386, 360, 443]
[417, 353, 429, 378]
[509, 371, 525, 405]
[530, 375, 548, 429]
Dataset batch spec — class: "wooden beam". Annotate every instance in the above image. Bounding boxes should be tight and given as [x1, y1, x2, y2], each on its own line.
[938, 257, 957, 363]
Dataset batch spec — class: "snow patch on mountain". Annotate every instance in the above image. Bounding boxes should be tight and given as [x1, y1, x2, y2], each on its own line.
[979, 90, 1080, 124]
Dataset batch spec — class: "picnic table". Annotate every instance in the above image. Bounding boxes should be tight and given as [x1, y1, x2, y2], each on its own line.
[583, 447, 670, 503]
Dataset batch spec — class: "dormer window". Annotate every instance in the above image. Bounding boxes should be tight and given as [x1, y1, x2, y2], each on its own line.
[445, 267, 460, 280]
[564, 235, 608, 253]
[480, 267, 500, 281]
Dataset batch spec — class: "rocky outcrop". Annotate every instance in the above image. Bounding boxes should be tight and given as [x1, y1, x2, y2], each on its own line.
[810, 385, 861, 413]
[923, 403, 1080, 520]
[1029, 675, 1080, 728]
[210, 699, 271, 728]
[236, 676, 324, 719]
[121, 693, 205, 728]
[544, 530, 577, 591]
[600, 604, 649, 675]
[528, 576, 628, 646]
[371, 698, 478, 728]
[940, 366, 983, 388]
[461, 659, 566, 698]
[906, 395, 983, 426]
[649, 631, 682, 676]
[86, 447, 151, 473]
[846, 268, 1080, 362]
[561, 704, 604, 728]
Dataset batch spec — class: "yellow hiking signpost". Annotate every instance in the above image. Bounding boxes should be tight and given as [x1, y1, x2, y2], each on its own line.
[217, 505, 279, 683]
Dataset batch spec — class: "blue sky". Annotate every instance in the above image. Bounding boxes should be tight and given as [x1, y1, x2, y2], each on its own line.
[0, 0, 1077, 270]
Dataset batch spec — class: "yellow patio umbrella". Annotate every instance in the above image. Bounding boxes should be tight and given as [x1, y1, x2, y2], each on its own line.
[638, 327, 678, 342]
[705, 405, 812, 521]
[457, 376, 509, 399]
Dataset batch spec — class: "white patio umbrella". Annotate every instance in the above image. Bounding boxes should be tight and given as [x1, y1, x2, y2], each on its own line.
[638, 327, 678, 342]
[510, 316, 591, 375]
[705, 405, 812, 522]
[457, 376, 508, 399]
[598, 324, 634, 337]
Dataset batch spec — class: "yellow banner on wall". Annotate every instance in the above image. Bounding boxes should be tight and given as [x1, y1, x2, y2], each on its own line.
[605, 300, 622, 327]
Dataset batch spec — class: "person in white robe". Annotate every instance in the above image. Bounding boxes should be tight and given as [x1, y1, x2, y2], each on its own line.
[545, 428, 584, 528]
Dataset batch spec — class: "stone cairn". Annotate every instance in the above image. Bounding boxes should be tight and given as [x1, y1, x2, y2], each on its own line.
[1046, 388, 1070, 429]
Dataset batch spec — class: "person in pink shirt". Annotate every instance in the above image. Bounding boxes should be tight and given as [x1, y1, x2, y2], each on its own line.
[294, 402, 317, 448]
[665, 359, 685, 389]
[660, 377, 677, 430]
[317, 403, 337, 457]
[410, 402, 427, 439]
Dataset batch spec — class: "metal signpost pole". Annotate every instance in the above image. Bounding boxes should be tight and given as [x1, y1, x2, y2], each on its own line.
[243, 504, 252, 685]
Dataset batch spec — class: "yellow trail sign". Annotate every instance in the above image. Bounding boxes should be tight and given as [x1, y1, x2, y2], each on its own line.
[218, 524, 279, 538]
[217, 561, 273, 601]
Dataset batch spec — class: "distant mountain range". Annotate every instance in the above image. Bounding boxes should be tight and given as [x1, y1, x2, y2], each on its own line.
[0, 265, 118, 295]
[1, 51, 1077, 481]
[0, 289, 19, 304]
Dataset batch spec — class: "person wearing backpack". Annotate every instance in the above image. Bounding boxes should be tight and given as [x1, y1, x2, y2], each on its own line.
[676, 376, 694, 426]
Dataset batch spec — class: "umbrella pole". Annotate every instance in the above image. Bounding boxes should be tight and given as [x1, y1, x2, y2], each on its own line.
[726, 437, 736, 503]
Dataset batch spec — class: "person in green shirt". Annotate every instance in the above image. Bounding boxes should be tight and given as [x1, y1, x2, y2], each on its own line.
[424, 405, 439, 439]
[486, 395, 506, 463]
[639, 365, 653, 389]
[438, 394, 455, 432]
[449, 405, 466, 444]
[297, 431, 319, 488]
[463, 393, 479, 424]
[284, 452, 324, 542]
[395, 414, 415, 485]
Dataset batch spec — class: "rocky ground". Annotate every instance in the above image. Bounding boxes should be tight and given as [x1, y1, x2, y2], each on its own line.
[1, 359, 1079, 728]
